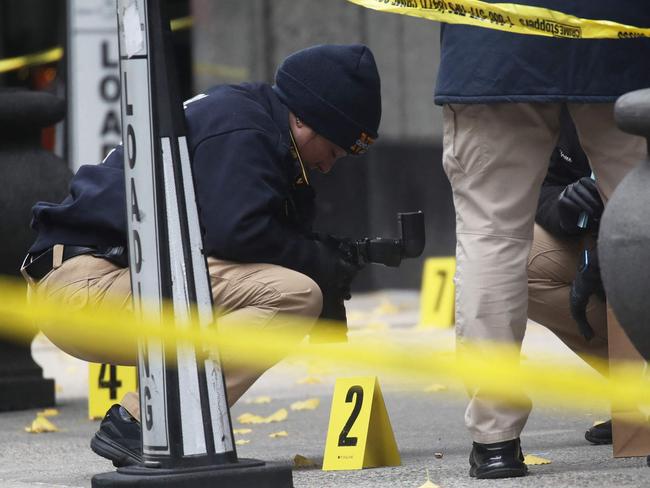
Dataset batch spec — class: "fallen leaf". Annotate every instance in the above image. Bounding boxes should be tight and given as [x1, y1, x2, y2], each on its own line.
[290, 398, 320, 411]
[237, 413, 264, 424]
[233, 428, 252, 435]
[418, 469, 440, 488]
[269, 431, 288, 438]
[423, 384, 448, 393]
[245, 396, 271, 405]
[293, 454, 318, 468]
[235, 439, 250, 445]
[418, 481, 440, 488]
[237, 409, 288, 425]
[264, 408, 288, 423]
[373, 300, 399, 315]
[25, 416, 59, 433]
[296, 376, 321, 385]
[524, 454, 551, 465]
[38, 408, 59, 417]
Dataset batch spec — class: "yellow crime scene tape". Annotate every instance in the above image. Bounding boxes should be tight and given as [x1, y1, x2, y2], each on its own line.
[1, 276, 648, 417]
[0, 47, 64, 74]
[2, 1, 648, 75]
[0, 16, 193, 74]
[346, 0, 650, 39]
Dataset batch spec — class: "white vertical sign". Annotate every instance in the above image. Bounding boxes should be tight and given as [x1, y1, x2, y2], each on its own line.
[118, 0, 170, 455]
[67, 0, 121, 171]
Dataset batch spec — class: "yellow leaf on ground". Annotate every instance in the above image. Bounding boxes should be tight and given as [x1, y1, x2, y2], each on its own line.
[264, 408, 288, 423]
[25, 416, 59, 433]
[38, 408, 59, 417]
[373, 300, 400, 315]
[233, 428, 252, 434]
[293, 454, 318, 468]
[296, 376, 321, 385]
[237, 413, 265, 424]
[423, 384, 448, 393]
[524, 454, 551, 465]
[235, 439, 250, 445]
[418, 481, 440, 488]
[269, 431, 288, 438]
[245, 396, 271, 405]
[237, 408, 288, 425]
[290, 398, 320, 411]
[418, 469, 440, 488]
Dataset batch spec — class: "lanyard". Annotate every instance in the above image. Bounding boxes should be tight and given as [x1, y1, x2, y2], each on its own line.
[289, 129, 310, 187]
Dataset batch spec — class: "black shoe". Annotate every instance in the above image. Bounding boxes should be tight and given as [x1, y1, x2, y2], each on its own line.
[469, 438, 528, 479]
[90, 404, 143, 467]
[585, 420, 612, 445]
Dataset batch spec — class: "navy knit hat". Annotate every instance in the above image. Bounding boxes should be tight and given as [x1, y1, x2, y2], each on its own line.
[273, 44, 381, 155]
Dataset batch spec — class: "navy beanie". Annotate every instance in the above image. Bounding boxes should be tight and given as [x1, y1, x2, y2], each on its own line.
[273, 44, 381, 155]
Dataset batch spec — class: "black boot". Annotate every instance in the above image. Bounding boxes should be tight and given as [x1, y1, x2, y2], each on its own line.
[469, 437, 528, 479]
[585, 420, 612, 445]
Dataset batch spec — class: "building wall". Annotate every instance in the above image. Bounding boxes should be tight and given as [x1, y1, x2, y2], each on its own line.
[190, 0, 454, 290]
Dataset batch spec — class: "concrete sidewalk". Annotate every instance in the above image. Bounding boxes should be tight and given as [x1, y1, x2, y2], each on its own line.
[1, 290, 648, 487]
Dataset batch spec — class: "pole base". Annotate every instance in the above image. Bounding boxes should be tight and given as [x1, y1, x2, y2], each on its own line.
[91, 458, 293, 487]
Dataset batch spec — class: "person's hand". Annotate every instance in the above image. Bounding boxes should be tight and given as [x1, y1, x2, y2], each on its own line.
[570, 247, 606, 341]
[314, 238, 361, 300]
[558, 177, 604, 233]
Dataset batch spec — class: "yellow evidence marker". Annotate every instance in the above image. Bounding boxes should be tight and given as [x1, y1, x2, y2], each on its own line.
[88, 363, 137, 419]
[322, 376, 400, 470]
[418, 257, 455, 329]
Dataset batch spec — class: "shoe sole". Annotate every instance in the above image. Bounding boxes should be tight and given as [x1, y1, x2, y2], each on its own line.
[470, 466, 528, 479]
[584, 433, 612, 445]
[90, 431, 142, 468]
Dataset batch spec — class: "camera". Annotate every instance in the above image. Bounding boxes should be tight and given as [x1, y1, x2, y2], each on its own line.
[350, 211, 426, 267]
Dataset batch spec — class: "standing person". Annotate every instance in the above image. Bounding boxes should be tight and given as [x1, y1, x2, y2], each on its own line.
[435, 1, 650, 479]
[22, 44, 382, 467]
[528, 105, 610, 443]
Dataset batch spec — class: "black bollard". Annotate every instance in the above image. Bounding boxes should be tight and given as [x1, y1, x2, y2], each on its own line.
[0, 89, 72, 410]
[599, 88, 650, 361]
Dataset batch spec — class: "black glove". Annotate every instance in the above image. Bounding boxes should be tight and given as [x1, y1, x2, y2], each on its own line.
[558, 177, 604, 234]
[313, 235, 360, 300]
[570, 247, 606, 341]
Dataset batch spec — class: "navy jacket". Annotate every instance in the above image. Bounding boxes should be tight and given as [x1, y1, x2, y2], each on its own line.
[535, 107, 592, 238]
[435, 1, 650, 104]
[30, 83, 337, 290]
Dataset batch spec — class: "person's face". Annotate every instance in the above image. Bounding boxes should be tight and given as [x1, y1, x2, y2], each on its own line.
[291, 115, 347, 173]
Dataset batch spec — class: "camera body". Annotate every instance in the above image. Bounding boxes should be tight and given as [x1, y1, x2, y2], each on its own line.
[350, 211, 425, 267]
[314, 211, 426, 333]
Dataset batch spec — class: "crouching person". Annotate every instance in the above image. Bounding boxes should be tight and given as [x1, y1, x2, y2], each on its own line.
[21, 44, 382, 467]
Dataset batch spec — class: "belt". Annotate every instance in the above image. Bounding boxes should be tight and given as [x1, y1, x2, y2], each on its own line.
[21, 245, 97, 282]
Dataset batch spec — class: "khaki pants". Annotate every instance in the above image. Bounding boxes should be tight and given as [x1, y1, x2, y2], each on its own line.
[33, 254, 323, 406]
[528, 224, 608, 375]
[442, 102, 644, 443]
